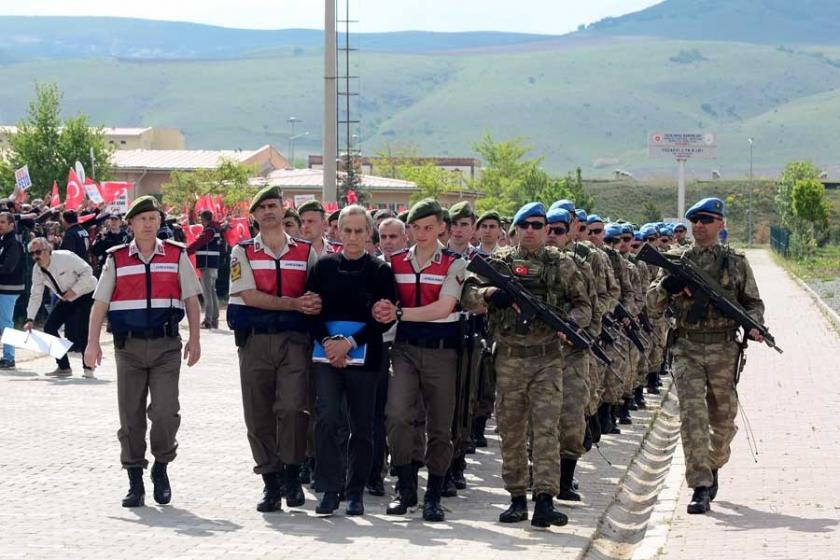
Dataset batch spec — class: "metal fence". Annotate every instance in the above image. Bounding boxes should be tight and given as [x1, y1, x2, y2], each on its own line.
[770, 225, 790, 256]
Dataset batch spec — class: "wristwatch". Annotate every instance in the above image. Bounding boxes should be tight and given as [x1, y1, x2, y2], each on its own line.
[395, 307, 404, 321]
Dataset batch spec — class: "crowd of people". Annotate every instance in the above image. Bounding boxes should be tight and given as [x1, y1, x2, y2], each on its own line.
[1, 186, 767, 528]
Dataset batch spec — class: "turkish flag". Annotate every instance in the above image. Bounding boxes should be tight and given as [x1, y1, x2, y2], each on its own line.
[65, 169, 84, 210]
[183, 224, 205, 277]
[214, 194, 225, 217]
[346, 190, 358, 204]
[194, 194, 214, 215]
[324, 201, 340, 214]
[100, 181, 131, 204]
[49, 181, 61, 207]
[224, 217, 252, 246]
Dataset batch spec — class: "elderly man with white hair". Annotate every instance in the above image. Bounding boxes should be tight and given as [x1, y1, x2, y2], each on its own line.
[24, 237, 98, 378]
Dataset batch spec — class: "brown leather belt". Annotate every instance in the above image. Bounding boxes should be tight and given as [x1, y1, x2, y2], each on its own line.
[498, 341, 563, 359]
[676, 329, 737, 344]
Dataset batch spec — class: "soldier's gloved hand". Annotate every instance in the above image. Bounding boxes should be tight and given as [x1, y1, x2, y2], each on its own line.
[662, 275, 688, 294]
[489, 290, 514, 309]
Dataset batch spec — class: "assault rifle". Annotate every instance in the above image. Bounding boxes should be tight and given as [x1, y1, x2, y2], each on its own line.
[467, 254, 614, 371]
[637, 243, 782, 354]
[613, 303, 648, 352]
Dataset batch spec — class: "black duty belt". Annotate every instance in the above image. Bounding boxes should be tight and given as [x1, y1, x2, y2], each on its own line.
[399, 338, 459, 350]
[497, 341, 563, 359]
[676, 329, 737, 344]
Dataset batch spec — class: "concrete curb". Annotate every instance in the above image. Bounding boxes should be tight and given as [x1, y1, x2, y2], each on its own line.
[788, 273, 840, 332]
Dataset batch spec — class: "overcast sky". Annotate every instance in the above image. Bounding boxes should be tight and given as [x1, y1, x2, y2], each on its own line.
[0, 0, 664, 34]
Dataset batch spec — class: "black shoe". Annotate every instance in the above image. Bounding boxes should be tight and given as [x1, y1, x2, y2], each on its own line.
[442, 469, 458, 497]
[709, 470, 719, 501]
[284, 464, 306, 508]
[557, 458, 581, 502]
[386, 464, 418, 515]
[315, 492, 340, 515]
[611, 405, 623, 432]
[588, 414, 602, 444]
[299, 459, 312, 485]
[122, 467, 145, 508]
[627, 396, 638, 411]
[345, 493, 364, 516]
[499, 495, 528, 523]
[0, 358, 15, 369]
[634, 387, 647, 409]
[150, 461, 171, 505]
[422, 474, 445, 522]
[687, 486, 711, 514]
[465, 435, 477, 455]
[619, 401, 633, 425]
[472, 416, 488, 448]
[257, 472, 283, 512]
[646, 372, 661, 394]
[452, 466, 467, 490]
[531, 493, 568, 528]
[366, 478, 385, 496]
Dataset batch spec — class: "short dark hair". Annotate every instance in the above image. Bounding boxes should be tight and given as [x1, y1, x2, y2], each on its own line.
[62, 210, 78, 224]
[199, 210, 213, 221]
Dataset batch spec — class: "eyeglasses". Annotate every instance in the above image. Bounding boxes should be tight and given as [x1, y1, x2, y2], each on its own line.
[29, 250, 43, 257]
[588, 228, 603, 235]
[517, 221, 545, 230]
[621, 236, 633, 242]
[549, 226, 568, 235]
[688, 215, 720, 225]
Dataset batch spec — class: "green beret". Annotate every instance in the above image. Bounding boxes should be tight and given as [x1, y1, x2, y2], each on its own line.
[374, 209, 393, 221]
[397, 210, 409, 223]
[476, 210, 501, 227]
[249, 185, 283, 213]
[327, 209, 340, 222]
[407, 198, 443, 224]
[125, 195, 160, 221]
[442, 211, 452, 225]
[284, 207, 301, 224]
[448, 201, 475, 223]
[297, 199, 325, 215]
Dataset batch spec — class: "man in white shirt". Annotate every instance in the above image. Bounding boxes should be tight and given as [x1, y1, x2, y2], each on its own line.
[23, 237, 98, 378]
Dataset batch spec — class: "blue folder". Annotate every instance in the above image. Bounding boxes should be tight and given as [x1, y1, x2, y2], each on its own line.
[312, 321, 367, 366]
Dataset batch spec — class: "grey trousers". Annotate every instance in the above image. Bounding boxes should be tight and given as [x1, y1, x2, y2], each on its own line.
[199, 268, 219, 323]
[115, 336, 182, 469]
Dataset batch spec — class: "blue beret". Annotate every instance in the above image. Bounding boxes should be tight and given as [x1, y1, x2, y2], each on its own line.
[673, 222, 687, 231]
[513, 202, 546, 226]
[574, 209, 587, 222]
[604, 223, 622, 240]
[634, 232, 643, 241]
[549, 199, 575, 213]
[686, 197, 725, 220]
[587, 214, 604, 225]
[640, 225, 658, 239]
[620, 224, 634, 235]
[547, 207, 572, 225]
[661, 226, 675, 237]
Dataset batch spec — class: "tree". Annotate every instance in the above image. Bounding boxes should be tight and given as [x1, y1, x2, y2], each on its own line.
[399, 161, 461, 204]
[4, 82, 113, 198]
[338, 153, 368, 206]
[641, 201, 662, 223]
[791, 178, 830, 254]
[162, 158, 257, 212]
[777, 161, 825, 257]
[777, 161, 820, 230]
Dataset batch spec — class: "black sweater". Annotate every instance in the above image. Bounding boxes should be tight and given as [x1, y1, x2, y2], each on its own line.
[306, 252, 396, 370]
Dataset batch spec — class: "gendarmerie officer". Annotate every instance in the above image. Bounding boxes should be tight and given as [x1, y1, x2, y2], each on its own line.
[227, 186, 321, 513]
[85, 195, 203, 508]
[186, 209, 223, 329]
[372, 198, 467, 522]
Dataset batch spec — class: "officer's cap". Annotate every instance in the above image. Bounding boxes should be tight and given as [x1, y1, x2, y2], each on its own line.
[546, 207, 572, 225]
[125, 195, 160, 221]
[397, 210, 409, 223]
[587, 214, 604, 225]
[685, 197, 725, 220]
[513, 202, 546, 226]
[476, 210, 501, 227]
[448, 201, 475, 223]
[297, 199, 325, 215]
[249, 186, 283, 213]
[328, 209, 341, 223]
[407, 198, 444, 224]
[549, 199, 575, 213]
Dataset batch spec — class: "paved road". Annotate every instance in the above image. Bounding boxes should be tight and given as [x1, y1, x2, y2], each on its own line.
[656, 250, 840, 560]
[0, 316, 664, 559]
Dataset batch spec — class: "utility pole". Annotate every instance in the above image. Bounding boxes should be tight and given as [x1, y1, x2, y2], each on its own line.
[748, 137, 754, 247]
[323, 0, 338, 203]
[287, 117, 300, 169]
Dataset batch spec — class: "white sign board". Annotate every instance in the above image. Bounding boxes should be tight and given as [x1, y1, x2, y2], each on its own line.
[106, 191, 129, 214]
[84, 182, 104, 204]
[293, 194, 316, 208]
[1, 328, 73, 359]
[14, 165, 32, 190]
[648, 132, 716, 161]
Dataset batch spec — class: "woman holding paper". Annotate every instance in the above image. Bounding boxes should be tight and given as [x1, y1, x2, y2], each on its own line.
[305, 205, 396, 516]
[23, 237, 97, 378]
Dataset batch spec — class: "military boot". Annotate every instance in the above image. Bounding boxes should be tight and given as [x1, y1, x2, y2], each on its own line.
[386, 464, 418, 515]
[627, 395, 638, 412]
[588, 413, 602, 444]
[646, 371, 661, 395]
[498, 495, 528, 523]
[315, 492, 340, 515]
[422, 474, 446, 522]
[557, 458, 581, 502]
[122, 467, 145, 508]
[582, 422, 593, 452]
[710, 470, 719, 501]
[452, 455, 467, 490]
[634, 386, 647, 409]
[597, 403, 613, 436]
[610, 405, 622, 433]
[256, 472, 283, 512]
[442, 468, 458, 497]
[472, 416, 488, 448]
[298, 457, 313, 485]
[687, 486, 711, 514]
[150, 461, 171, 505]
[284, 464, 306, 508]
[619, 400, 633, 425]
[531, 493, 568, 528]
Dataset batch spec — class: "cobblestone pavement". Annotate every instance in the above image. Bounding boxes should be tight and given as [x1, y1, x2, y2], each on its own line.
[656, 250, 840, 560]
[1, 319, 666, 560]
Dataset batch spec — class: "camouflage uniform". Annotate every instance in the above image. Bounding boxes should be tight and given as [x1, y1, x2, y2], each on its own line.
[630, 256, 652, 389]
[602, 246, 635, 405]
[647, 244, 765, 488]
[622, 257, 644, 397]
[587, 244, 621, 413]
[462, 245, 591, 497]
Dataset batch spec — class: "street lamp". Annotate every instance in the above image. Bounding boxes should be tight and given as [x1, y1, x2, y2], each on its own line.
[748, 137, 754, 247]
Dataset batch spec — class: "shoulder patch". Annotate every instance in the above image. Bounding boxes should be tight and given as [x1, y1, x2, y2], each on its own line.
[238, 239, 255, 247]
[106, 243, 129, 254]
